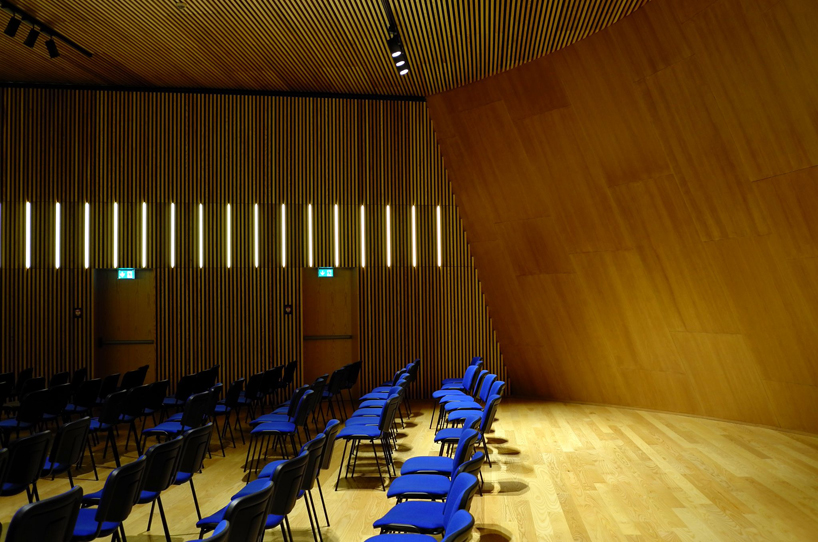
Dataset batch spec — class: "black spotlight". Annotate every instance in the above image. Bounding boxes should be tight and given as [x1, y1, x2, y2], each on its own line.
[4, 16, 21, 38]
[23, 27, 39, 48]
[45, 38, 59, 58]
[387, 34, 403, 58]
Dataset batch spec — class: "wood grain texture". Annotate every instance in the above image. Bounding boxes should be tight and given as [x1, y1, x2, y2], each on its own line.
[2, 399, 817, 541]
[428, 0, 818, 432]
[0, 0, 650, 96]
[0, 87, 506, 398]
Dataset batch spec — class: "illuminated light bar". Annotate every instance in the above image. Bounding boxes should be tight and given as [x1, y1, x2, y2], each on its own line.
[25, 202, 32, 269]
[113, 202, 118, 268]
[436, 205, 442, 267]
[170, 203, 176, 269]
[254, 203, 259, 268]
[198, 203, 204, 268]
[307, 203, 313, 268]
[360, 205, 366, 268]
[55, 202, 61, 269]
[84, 202, 90, 269]
[386, 205, 391, 267]
[142, 202, 147, 268]
[334, 204, 339, 267]
[226, 204, 232, 268]
[411, 204, 417, 267]
[281, 203, 286, 268]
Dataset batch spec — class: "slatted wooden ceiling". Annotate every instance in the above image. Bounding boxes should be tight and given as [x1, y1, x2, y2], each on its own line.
[0, 0, 650, 95]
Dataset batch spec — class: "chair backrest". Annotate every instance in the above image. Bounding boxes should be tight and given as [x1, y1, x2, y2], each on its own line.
[98, 373, 120, 400]
[300, 433, 326, 491]
[72, 378, 102, 408]
[284, 385, 310, 419]
[95, 455, 147, 524]
[319, 419, 341, 470]
[202, 520, 230, 542]
[13, 367, 33, 395]
[0, 447, 9, 486]
[145, 379, 170, 411]
[177, 423, 213, 475]
[441, 510, 476, 542]
[0, 380, 13, 405]
[49, 417, 92, 472]
[48, 371, 70, 388]
[70, 368, 88, 391]
[461, 413, 481, 430]
[119, 367, 146, 391]
[141, 437, 184, 493]
[340, 360, 362, 391]
[477, 374, 497, 403]
[98, 389, 128, 425]
[325, 368, 345, 396]
[0, 371, 14, 386]
[222, 481, 273, 542]
[489, 380, 505, 398]
[19, 376, 46, 399]
[441, 473, 479, 530]
[174, 373, 199, 400]
[454, 451, 485, 480]
[180, 391, 211, 429]
[291, 390, 315, 427]
[459, 366, 479, 393]
[245, 372, 264, 401]
[121, 384, 151, 418]
[267, 451, 309, 516]
[377, 395, 402, 433]
[223, 379, 244, 409]
[5, 485, 83, 542]
[470, 370, 489, 397]
[202, 365, 220, 390]
[17, 388, 50, 425]
[310, 375, 328, 400]
[262, 366, 283, 394]
[470, 356, 482, 366]
[281, 360, 298, 386]
[450, 428, 480, 475]
[44, 383, 73, 417]
[481, 394, 502, 434]
[405, 359, 420, 384]
[6, 431, 53, 488]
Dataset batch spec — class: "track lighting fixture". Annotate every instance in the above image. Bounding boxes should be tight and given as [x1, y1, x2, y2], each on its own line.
[45, 37, 58, 58]
[380, 0, 410, 76]
[23, 26, 38, 48]
[3, 16, 20, 37]
[388, 34, 403, 58]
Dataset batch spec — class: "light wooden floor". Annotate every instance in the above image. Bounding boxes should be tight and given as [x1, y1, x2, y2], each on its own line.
[2, 399, 818, 541]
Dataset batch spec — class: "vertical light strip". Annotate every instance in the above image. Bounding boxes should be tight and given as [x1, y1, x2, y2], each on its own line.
[386, 204, 391, 268]
[55, 202, 61, 269]
[411, 204, 417, 267]
[436, 205, 442, 267]
[307, 203, 313, 268]
[281, 203, 286, 267]
[254, 203, 259, 268]
[226, 203, 232, 268]
[113, 202, 118, 268]
[84, 202, 90, 269]
[334, 203, 339, 267]
[360, 205, 366, 268]
[170, 203, 176, 269]
[141, 202, 147, 268]
[25, 201, 31, 269]
[198, 203, 204, 269]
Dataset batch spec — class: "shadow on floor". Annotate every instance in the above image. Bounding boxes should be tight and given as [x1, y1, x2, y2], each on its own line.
[476, 524, 513, 541]
[482, 479, 529, 496]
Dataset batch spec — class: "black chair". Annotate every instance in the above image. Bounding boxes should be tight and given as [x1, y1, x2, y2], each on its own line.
[262, 365, 284, 407]
[215, 378, 244, 446]
[119, 384, 151, 454]
[142, 379, 170, 430]
[161, 373, 198, 420]
[0, 447, 8, 488]
[0, 380, 14, 412]
[43, 383, 73, 427]
[186, 520, 229, 542]
[70, 367, 88, 392]
[88, 390, 128, 467]
[4, 485, 83, 542]
[140, 390, 210, 451]
[316, 419, 341, 527]
[94, 373, 120, 409]
[3, 376, 45, 416]
[173, 423, 213, 520]
[48, 371, 71, 388]
[71, 454, 147, 542]
[1, 430, 53, 502]
[11, 367, 33, 399]
[118, 365, 148, 391]
[272, 361, 298, 404]
[340, 360, 362, 403]
[322, 367, 348, 421]
[0, 371, 14, 387]
[0, 388, 49, 445]
[238, 372, 265, 420]
[211, 482, 273, 542]
[43, 417, 93, 487]
[64, 378, 102, 419]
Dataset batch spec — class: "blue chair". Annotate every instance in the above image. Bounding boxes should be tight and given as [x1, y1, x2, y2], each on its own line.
[388, 452, 485, 502]
[0, 388, 49, 446]
[186, 520, 229, 542]
[42, 417, 93, 487]
[4, 485, 83, 542]
[197, 481, 273, 542]
[440, 357, 482, 386]
[439, 378, 503, 429]
[442, 394, 502, 468]
[250, 384, 309, 425]
[88, 389, 128, 467]
[335, 395, 401, 491]
[160, 373, 197, 421]
[140, 390, 209, 452]
[173, 423, 213, 520]
[364, 509, 475, 542]
[339, 360, 362, 403]
[322, 368, 349, 421]
[401, 427, 478, 478]
[372, 472, 479, 535]
[316, 419, 342, 526]
[429, 364, 482, 429]
[71, 454, 147, 542]
[215, 379, 244, 446]
[94, 373, 120, 409]
[64, 379, 102, 420]
[245, 389, 314, 473]
[1, 430, 52, 502]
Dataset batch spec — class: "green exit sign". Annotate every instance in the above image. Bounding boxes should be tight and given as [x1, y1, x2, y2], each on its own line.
[318, 267, 334, 278]
[117, 268, 136, 279]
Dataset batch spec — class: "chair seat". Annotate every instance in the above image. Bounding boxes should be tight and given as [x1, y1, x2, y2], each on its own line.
[249, 414, 290, 426]
[0, 419, 27, 430]
[143, 421, 186, 435]
[337, 425, 380, 439]
[439, 394, 471, 405]
[89, 419, 111, 432]
[400, 456, 454, 476]
[359, 391, 388, 401]
[444, 401, 481, 412]
[431, 389, 465, 400]
[165, 412, 183, 422]
[198, 506, 286, 532]
[358, 399, 387, 409]
[433, 428, 466, 443]
[440, 383, 466, 390]
[136, 490, 161, 504]
[81, 488, 103, 504]
[343, 417, 380, 427]
[258, 459, 287, 479]
[42, 458, 70, 475]
[64, 404, 89, 413]
[214, 404, 230, 415]
[365, 535, 437, 542]
[386, 474, 451, 500]
[372, 501, 445, 533]
[162, 397, 183, 406]
[1, 481, 28, 496]
[350, 408, 381, 418]
[175, 471, 193, 484]
[249, 421, 295, 435]
[446, 411, 477, 423]
[72, 508, 120, 540]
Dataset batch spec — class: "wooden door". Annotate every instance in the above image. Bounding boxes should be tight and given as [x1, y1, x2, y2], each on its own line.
[93, 269, 157, 382]
[302, 268, 359, 384]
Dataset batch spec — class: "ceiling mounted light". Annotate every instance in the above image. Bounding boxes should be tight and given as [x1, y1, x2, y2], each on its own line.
[4, 16, 21, 38]
[399, 67, 409, 76]
[23, 27, 39, 48]
[395, 59, 405, 67]
[387, 34, 403, 58]
[45, 37, 59, 58]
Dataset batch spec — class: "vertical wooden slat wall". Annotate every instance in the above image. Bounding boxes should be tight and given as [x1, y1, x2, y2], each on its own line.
[0, 87, 507, 396]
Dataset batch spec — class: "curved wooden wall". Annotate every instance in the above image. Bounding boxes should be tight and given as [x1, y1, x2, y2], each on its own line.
[0, 87, 506, 397]
[428, 0, 818, 432]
